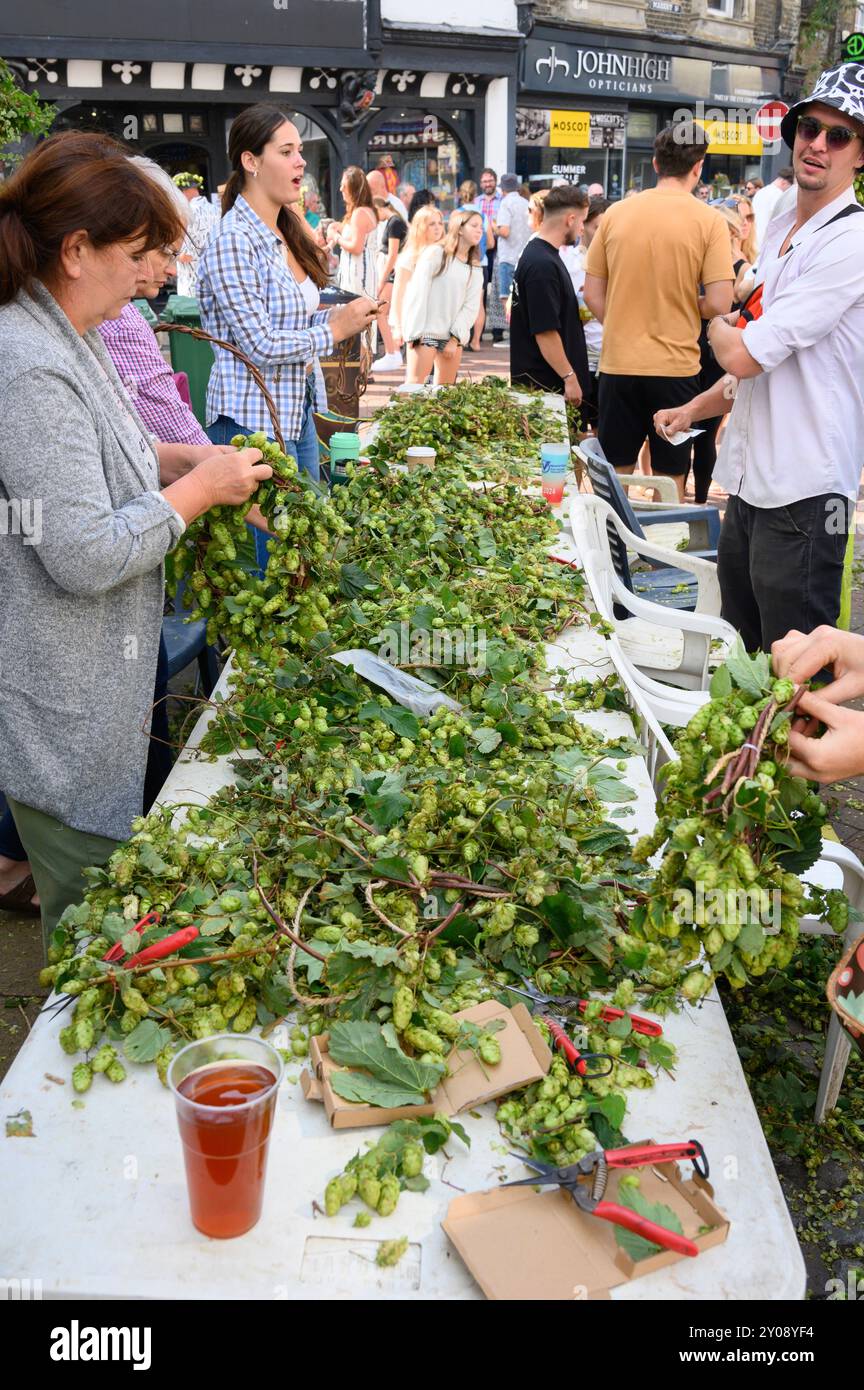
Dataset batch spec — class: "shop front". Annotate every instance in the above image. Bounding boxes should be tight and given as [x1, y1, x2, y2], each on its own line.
[517, 26, 784, 195]
[1, 1, 519, 215]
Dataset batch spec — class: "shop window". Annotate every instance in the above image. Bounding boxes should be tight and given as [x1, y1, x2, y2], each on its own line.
[366, 111, 468, 213]
[162, 113, 184, 134]
[626, 111, 657, 141]
[188, 114, 206, 135]
[516, 107, 624, 200]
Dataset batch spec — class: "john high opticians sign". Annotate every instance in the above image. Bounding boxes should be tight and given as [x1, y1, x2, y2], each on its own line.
[524, 39, 675, 96]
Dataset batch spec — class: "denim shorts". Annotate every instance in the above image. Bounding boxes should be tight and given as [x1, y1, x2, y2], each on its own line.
[498, 261, 516, 299]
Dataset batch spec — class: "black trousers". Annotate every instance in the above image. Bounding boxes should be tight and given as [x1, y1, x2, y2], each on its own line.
[598, 372, 702, 476]
[718, 493, 852, 652]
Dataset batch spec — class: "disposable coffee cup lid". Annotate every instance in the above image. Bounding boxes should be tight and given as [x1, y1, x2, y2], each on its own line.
[406, 446, 437, 457]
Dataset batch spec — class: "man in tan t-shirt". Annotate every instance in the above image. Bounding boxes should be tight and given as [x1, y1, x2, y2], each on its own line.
[584, 124, 733, 498]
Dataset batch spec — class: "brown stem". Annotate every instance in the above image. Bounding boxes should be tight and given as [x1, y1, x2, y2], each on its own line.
[421, 898, 465, 945]
[252, 855, 326, 962]
[365, 879, 413, 938]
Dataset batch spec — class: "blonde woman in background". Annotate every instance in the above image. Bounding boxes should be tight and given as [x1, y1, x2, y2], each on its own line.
[527, 188, 550, 233]
[457, 179, 487, 351]
[731, 194, 758, 304]
[401, 207, 484, 386]
[389, 204, 445, 348]
[732, 194, 758, 261]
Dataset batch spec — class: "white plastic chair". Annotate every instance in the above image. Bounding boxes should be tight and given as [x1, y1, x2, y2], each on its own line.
[569, 493, 736, 691]
[605, 636, 711, 729]
[603, 635, 677, 795]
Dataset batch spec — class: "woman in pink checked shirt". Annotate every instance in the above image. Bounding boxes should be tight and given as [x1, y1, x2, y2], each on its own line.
[98, 157, 212, 452]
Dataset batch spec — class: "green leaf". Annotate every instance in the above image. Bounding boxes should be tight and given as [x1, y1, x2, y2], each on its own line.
[471, 726, 502, 755]
[370, 855, 413, 883]
[410, 604, 436, 631]
[444, 1118, 471, 1149]
[137, 841, 170, 876]
[380, 706, 420, 741]
[709, 664, 732, 698]
[476, 527, 497, 558]
[364, 788, 411, 831]
[539, 891, 586, 946]
[327, 1021, 445, 1107]
[336, 939, 401, 968]
[123, 1019, 172, 1064]
[329, 1070, 433, 1108]
[615, 1185, 686, 1262]
[100, 913, 128, 945]
[401, 1173, 431, 1192]
[647, 1038, 677, 1070]
[724, 638, 767, 698]
[736, 920, 765, 954]
[588, 1092, 626, 1131]
[587, 765, 637, 804]
[198, 915, 231, 936]
[575, 825, 631, 856]
[261, 968, 298, 1014]
[607, 1015, 632, 1039]
[339, 562, 378, 598]
[710, 940, 734, 973]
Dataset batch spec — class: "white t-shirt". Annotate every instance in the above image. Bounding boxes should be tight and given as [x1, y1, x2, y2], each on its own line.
[496, 191, 532, 267]
[561, 242, 603, 365]
[714, 187, 864, 509]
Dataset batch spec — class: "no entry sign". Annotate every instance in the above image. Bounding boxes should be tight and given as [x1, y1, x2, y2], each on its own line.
[755, 100, 789, 143]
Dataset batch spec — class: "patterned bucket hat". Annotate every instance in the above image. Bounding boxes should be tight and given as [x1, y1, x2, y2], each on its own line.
[781, 62, 864, 147]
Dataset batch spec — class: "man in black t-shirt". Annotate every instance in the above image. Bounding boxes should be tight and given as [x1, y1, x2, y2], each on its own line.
[510, 184, 590, 405]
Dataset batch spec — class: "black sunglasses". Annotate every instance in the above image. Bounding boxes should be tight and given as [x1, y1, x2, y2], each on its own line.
[796, 114, 862, 149]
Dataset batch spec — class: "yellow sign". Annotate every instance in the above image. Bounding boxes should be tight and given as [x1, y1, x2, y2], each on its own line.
[698, 119, 763, 157]
[549, 110, 592, 148]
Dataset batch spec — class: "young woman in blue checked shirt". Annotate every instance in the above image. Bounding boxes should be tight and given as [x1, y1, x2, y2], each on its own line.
[197, 105, 377, 484]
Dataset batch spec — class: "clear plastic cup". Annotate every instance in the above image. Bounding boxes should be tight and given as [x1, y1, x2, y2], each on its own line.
[168, 1034, 283, 1239]
[541, 476, 566, 505]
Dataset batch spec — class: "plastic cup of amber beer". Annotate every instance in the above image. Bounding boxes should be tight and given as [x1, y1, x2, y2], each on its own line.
[168, 1034, 283, 1238]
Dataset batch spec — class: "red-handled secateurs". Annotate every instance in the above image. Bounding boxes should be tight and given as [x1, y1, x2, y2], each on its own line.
[503, 1140, 710, 1256]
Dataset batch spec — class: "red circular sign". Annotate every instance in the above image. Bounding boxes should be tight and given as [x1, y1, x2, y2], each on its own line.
[755, 100, 789, 143]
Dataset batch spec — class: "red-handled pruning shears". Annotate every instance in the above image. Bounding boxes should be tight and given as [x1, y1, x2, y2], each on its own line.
[504, 981, 614, 1078]
[505, 977, 663, 1039]
[102, 911, 199, 967]
[102, 911, 162, 963]
[574, 998, 663, 1039]
[503, 1140, 709, 1257]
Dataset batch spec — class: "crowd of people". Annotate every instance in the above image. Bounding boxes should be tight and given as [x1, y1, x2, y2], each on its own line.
[1, 63, 864, 947]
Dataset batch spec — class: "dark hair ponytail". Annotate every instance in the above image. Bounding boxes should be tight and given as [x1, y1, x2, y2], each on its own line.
[224, 103, 329, 288]
[0, 196, 38, 306]
[0, 131, 183, 307]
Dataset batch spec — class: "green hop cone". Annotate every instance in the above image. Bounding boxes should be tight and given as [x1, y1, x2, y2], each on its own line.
[72, 1063, 93, 1094]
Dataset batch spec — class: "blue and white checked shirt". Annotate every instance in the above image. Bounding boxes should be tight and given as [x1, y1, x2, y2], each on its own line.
[197, 196, 333, 440]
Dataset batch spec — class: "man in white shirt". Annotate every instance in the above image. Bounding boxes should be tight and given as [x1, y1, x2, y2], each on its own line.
[751, 166, 794, 246]
[492, 173, 531, 335]
[654, 62, 864, 651]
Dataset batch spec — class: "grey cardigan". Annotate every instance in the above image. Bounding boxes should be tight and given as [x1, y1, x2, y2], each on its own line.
[0, 282, 185, 840]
